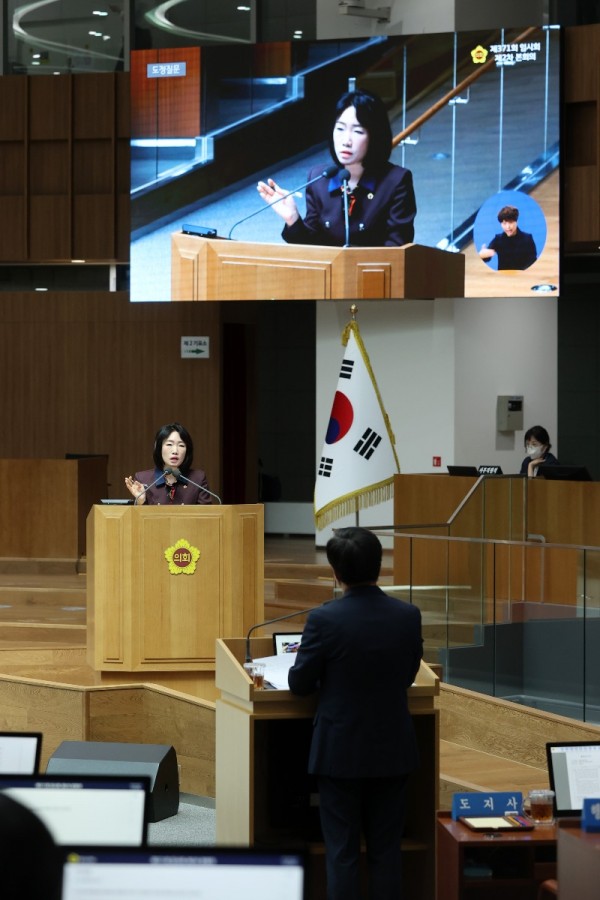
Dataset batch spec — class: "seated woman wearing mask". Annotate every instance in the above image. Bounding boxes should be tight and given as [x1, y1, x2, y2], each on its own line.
[519, 426, 559, 478]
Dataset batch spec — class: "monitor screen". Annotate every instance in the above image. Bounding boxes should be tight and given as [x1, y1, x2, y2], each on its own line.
[546, 742, 600, 816]
[130, 26, 560, 302]
[0, 732, 42, 775]
[539, 465, 593, 481]
[61, 846, 306, 900]
[0, 774, 149, 846]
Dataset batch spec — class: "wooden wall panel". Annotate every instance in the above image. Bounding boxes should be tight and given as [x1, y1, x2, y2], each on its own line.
[130, 48, 200, 139]
[28, 75, 71, 140]
[0, 294, 223, 511]
[564, 25, 600, 249]
[0, 75, 26, 140]
[0, 73, 128, 262]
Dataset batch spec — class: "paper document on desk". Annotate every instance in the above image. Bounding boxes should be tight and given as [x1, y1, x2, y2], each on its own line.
[252, 653, 297, 690]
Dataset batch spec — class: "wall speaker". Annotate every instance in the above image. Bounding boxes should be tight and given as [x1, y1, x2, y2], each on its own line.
[46, 740, 179, 822]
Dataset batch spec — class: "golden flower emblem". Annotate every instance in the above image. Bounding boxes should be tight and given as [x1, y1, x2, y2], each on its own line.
[471, 45, 488, 64]
[164, 538, 200, 575]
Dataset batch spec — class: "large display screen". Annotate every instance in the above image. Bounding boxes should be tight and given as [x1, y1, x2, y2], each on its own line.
[130, 26, 560, 302]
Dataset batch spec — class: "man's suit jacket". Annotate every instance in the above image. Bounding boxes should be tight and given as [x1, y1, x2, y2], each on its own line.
[288, 585, 423, 778]
[134, 468, 211, 505]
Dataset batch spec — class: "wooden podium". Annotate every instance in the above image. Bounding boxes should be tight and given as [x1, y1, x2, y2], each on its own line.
[215, 636, 439, 900]
[171, 234, 465, 301]
[87, 505, 264, 680]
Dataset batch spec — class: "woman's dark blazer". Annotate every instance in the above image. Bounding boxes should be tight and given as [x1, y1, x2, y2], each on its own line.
[282, 163, 416, 248]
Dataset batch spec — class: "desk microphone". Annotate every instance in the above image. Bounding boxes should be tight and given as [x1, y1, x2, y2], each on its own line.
[163, 466, 222, 504]
[228, 164, 341, 240]
[244, 601, 332, 662]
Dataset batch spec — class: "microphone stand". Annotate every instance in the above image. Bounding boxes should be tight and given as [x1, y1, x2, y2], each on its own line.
[164, 467, 222, 504]
[228, 165, 340, 240]
[342, 176, 351, 248]
[133, 472, 164, 505]
[245, 604, 329, 663]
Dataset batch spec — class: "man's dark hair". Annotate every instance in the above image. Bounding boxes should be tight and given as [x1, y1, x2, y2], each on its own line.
[329, 89, 392, 171]
[152, 422, 194, 472]
[326, 526, 382, 585]
[497, 205, 519, 223]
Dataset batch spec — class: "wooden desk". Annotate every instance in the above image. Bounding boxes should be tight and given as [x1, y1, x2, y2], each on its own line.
[436, 812, 557, 900]
[558, 822, 600, 900]
[0, 456, 107, 559]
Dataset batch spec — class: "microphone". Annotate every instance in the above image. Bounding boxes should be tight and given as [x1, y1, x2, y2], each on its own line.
[228, 164, 341, 240]
[339, 167, 351, 247]
[164, 466, 223, 504]
[244, 599, 333, 662]
[245, 606, 315, 663]
[133, 472, 164, 505]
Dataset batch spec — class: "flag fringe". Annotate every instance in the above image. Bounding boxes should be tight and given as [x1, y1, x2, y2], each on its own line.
[314, 478, 395, 530]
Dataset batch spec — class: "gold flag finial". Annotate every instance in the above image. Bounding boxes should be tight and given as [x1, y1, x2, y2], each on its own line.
[350, 304, 358, 320]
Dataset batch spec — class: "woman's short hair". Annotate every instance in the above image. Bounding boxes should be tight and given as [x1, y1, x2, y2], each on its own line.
[524, 425, 551, 449]
[329, 89, 392, 171]
[152, 422, 194, 472]
[326, 526, 382, 585]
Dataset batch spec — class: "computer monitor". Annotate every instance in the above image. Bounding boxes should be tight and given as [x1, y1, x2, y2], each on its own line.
[0, 732, 42, 774]
[447, 465, 479, 476]
[546, 741, 600, 816]
[0, 774, 149, 846]
[61, 846, 306, 900]
[539, 465, 592, 481]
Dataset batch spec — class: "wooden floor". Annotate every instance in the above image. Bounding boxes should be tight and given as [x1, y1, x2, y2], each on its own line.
[2, 535, 598, 803]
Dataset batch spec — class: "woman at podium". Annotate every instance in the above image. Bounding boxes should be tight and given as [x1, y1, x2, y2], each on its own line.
[124, 422, 212, 505]
[256, 89, 416, 247]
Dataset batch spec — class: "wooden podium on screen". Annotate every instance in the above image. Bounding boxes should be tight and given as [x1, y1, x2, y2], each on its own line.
[171, 234, 465, 301]
[86, 505, 264, 683]
[215, 636, 439, 900]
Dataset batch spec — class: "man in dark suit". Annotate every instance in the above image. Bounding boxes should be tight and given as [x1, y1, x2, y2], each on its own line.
[288, 527, 423, 900]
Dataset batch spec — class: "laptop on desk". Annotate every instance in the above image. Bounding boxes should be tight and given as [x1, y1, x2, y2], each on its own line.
[447, 465, 478, 476]
[0, 732, 42, 774]
[0, 774, 150, 846]
[546, 741, 600, 816]
[60, 845, 307, 900]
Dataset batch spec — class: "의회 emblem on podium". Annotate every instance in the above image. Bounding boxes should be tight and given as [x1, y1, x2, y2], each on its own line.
[164, 538, 200, 575]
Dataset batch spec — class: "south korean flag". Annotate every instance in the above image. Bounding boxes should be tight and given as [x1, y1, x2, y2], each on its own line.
[314, 319, 400, 529]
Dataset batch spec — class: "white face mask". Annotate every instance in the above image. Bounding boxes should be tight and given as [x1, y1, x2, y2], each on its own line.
[526, 444, 545, 460]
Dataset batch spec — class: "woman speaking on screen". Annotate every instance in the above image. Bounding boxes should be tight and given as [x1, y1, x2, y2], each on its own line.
[257, 89, 416, 247]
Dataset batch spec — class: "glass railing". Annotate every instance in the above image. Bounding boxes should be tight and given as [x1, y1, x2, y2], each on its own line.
[377, 475, 600, 724]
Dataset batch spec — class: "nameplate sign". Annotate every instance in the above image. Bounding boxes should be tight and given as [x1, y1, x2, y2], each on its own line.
[582, 798, 600, 832]
[452, 791, 523, 820]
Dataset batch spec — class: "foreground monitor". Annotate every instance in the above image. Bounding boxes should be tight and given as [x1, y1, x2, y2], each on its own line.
[0, 774, 149, 846]
[61, 846, 306, 900]
[0, 731, 42, 775]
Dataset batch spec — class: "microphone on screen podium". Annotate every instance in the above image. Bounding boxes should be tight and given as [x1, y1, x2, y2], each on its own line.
[341, 168, 351, 247]
[163, 466, 223, 504]
[244, 599, 333, 663]
[227, 164, 344, 240]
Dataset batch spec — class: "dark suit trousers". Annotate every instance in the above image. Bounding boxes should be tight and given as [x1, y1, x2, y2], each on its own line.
[317, 773, 410, 900]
